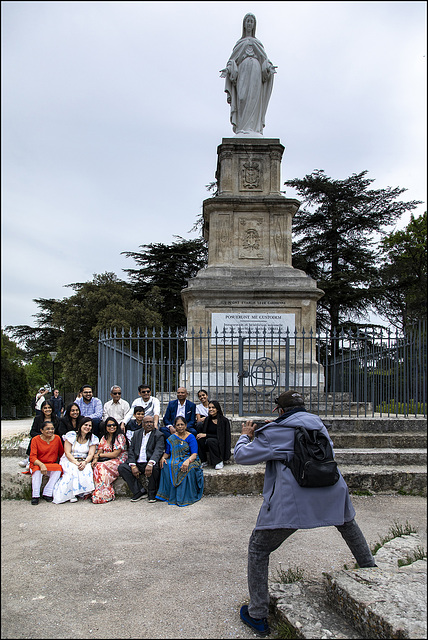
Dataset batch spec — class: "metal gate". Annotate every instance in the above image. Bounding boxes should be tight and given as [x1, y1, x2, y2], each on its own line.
[98, 324, 427, 417]
[236, 329, 322, 415]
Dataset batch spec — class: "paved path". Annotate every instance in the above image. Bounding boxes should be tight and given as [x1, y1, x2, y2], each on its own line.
[1, 494, 426, 639]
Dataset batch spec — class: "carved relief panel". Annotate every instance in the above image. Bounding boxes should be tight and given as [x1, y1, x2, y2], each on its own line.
[239, 157, 263, 192]
[272, 214, 284, 263]
[215, 213, 231, 263]
[238, 217, 264, 259]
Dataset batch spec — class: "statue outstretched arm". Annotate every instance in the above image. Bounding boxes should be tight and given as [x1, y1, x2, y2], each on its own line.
[220, 59, 238, 84]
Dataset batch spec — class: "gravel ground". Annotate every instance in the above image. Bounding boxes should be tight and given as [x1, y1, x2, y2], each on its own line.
[1, 418, 33, 439]
[1, 493, 426, 639]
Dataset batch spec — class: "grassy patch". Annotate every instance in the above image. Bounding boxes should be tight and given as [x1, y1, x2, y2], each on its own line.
[397, 487, 426, 497]
[376, 399, 426, 415]
[371, 520, 418, 555]
[397, 545, 427, 567]
[351, 489, 373, 496]
[273, 564, 305, 584]
[271, 619, 300, 639]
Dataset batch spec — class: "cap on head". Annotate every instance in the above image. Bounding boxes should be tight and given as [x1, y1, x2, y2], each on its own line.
[274, 390, 304, 411]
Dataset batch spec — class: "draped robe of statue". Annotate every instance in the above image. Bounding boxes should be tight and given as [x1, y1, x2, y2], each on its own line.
[223, 36, 275, 135]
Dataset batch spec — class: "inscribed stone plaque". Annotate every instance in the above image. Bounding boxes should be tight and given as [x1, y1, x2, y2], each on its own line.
[211, 312, 295, 344]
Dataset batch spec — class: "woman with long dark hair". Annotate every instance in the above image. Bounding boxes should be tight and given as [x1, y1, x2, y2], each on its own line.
[196, 400, 231, 470]
[58, 403, 81, 440]
[91, 417, 128, 503]
[52, 416, 98, 503]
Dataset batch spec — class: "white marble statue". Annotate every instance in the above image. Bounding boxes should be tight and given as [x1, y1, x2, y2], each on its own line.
[220, 13, 277, 136]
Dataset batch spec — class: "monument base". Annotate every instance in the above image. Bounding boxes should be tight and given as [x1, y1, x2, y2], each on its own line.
[181, 136, 324, 404]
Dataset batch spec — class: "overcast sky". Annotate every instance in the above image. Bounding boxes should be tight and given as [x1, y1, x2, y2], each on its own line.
[2, 0, 426, 330]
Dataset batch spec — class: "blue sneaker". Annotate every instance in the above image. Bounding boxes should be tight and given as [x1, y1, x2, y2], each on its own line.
[240, 605, 270, 636]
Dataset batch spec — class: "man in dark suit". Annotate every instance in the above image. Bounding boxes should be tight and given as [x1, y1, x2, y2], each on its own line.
[118, 415, 165, 503]
[161, 387, 197, 439]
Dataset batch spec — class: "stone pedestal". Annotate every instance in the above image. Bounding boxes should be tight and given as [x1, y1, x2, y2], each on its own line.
[181, 138, 324, 392]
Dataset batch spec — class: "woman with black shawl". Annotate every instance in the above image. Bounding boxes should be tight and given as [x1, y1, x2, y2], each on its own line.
[196, 400, 231, 470]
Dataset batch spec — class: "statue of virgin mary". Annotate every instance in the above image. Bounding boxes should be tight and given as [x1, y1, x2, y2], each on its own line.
[220, 14, 276, 136]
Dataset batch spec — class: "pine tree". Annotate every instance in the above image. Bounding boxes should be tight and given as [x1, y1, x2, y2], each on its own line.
[374, 212, 427, 328]
[286, 170, 421, 332]
[122, 236, 208, 328]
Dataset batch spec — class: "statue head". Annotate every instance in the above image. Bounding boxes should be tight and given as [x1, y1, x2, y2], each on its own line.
[242, 13, 256, 38]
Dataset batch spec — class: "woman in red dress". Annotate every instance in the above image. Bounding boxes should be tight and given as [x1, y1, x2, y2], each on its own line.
[29, 421, 64, 505]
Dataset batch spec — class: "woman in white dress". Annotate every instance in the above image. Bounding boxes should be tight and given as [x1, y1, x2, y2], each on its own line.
[53, 416, 99, 503]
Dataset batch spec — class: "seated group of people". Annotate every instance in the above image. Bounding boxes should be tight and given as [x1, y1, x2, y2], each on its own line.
[22, 385, 232, 508]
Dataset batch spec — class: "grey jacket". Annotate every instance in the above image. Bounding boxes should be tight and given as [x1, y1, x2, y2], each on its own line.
[234, 409, 355, 530]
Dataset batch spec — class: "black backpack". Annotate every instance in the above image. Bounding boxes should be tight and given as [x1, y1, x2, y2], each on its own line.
[283, 425, 340, 488]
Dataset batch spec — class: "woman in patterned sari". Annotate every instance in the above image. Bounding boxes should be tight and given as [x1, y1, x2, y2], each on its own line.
[156, 416, 203, 506]
[91, 417, 128, 503]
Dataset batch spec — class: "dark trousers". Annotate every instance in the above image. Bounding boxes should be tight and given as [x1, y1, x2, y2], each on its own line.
[197, 436, 222, 466]
[118, 461, 160, 499]
[247, 519, 376, 619]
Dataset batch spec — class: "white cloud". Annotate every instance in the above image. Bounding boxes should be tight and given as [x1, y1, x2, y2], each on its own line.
[2, 0, 426, 328]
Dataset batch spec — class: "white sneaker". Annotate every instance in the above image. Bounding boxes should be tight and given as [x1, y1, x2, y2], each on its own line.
[70, 497, 78, 503]
[18, 458, 29, 468]
[215, 461, 224, 470]
[201, 462, 209, 468]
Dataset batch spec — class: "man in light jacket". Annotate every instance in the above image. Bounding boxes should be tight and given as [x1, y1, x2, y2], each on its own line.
[234, 390, 376, 637]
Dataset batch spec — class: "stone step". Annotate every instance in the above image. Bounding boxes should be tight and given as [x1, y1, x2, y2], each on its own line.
[269, 533, 427, 639]
[227, 447, 426, 466]
[229, 416, 427, 434]
[224, 403, 374, 415]
[330, 449, 426, 466]
[4, 434, 426, 460]
[3, 457, 425, 500]
[328, 433, 427, 449]
[270, 579, 364, 639]
[230, 431, 427, 448]
[323, 536, 427, 638]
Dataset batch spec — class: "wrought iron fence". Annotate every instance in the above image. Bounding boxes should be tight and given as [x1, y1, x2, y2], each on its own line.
[98, 322, 426, 417]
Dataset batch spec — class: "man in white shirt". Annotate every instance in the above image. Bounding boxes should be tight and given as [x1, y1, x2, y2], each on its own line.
[123, 384, 160, 429]
[118, 415, 165, 502]
[34, 387, 48, 416]
[102, 385, 130, 433]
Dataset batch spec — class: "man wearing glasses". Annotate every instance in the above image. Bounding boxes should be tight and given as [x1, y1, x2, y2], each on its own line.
[123, 384, 161, 430]
[74, 384, 103, 437]
[101, 385, 130, 434]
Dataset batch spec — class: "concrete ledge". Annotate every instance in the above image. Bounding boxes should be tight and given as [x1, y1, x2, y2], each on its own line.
[2, 457, 426, 500]
[270, 580, 364, 639]
[270, 534, 427, 639]
[324, 563, 427, 639]
[334, 449, 427, 466]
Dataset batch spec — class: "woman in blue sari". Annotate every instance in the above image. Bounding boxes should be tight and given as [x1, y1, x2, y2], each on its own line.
[156, 416, 204, 506]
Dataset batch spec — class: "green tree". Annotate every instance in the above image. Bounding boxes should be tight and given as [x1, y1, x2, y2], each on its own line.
[7, 272, 162, 392]
[373, 212, 427, 328]
[286, 170, 421, 332]
[122, 236, 208, 328]
[23, 354, 53, 399]
[1, 330, 30, 406]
